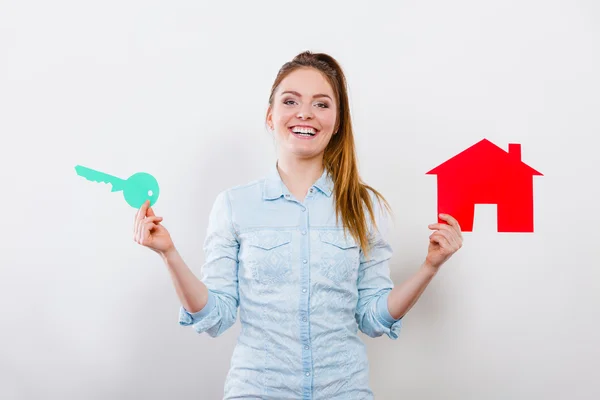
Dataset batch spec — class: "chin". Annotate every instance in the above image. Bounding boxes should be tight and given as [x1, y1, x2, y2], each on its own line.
[282, 146, 323, 160]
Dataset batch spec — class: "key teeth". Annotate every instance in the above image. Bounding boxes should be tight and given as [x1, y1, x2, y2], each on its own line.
[74, 164, 127, 193]
[85, 177, 108, 184]
[75, 165, 113, 186]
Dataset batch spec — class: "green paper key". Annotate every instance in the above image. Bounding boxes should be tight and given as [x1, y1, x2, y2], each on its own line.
[75, 165, 160, 208]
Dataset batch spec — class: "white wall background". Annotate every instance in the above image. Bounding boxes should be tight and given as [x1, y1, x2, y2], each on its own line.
[2, 0, 599, 399]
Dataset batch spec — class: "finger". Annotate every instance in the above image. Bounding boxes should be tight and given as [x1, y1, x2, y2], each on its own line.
[436, 215, 462, 242]
[138, 222, 150, 245]
[429, 232, 451, 249]
[430, 222, 463, 248]
[136, 216, 151, 243]
[428, 223, 457, 242]
[432, 228, 457, 250]
[135, 200, 149, 225]
[134, 205, 143, 226]
[147, 205, 156, 217]
[439, 214, 463, 239]
[140, 200, 150, 218]
[144, 216, 163, 225]
[429, 231, 448, 247]
[141, 220, 157, 245]
[439, 213, 457, 229]
[138, 216, 163, 244]
[136, 217, 145, 240]
[428, 223, 452, 231]
[440, 225, 462, 250]
[435, 223, 460, 248]
[134, 212, 141, 237]
[135, 218, 144, 243]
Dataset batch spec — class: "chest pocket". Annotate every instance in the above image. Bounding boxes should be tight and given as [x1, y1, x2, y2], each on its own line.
[244, 231, 292, 284]
[318, 230, 360, 284]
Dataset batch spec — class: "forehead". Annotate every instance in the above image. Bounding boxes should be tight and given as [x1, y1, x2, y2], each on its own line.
[276, 67, 335, 97]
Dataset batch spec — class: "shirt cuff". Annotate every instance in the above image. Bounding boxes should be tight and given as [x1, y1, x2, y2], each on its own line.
[180, 290, 216, 325]
[375, 290, 402, 327]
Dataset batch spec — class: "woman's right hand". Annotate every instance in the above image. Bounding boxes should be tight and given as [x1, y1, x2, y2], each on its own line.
[133, 200, 174, 255]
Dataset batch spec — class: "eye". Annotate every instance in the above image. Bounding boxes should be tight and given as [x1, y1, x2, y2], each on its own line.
[315, 102, 329, 108]
[283, 99, 297, 106]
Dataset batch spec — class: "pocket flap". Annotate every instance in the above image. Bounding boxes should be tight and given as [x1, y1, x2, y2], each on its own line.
[319, 230, 357, 250]
[247, 231, 292, 250]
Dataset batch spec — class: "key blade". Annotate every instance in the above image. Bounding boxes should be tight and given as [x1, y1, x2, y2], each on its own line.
[75, 165, 125, 191]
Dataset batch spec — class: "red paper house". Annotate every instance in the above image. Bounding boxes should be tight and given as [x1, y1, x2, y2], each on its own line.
[426, 138, 543, 232]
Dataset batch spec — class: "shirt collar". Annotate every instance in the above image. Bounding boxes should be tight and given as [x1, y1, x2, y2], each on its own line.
[263, 161, 334, 200]
[313, 167, 334, 197]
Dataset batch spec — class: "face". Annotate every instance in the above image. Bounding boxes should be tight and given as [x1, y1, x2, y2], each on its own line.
[266, 67, 338, 161]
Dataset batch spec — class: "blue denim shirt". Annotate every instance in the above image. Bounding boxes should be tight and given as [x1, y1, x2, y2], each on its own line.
[179, 163, 402, 399]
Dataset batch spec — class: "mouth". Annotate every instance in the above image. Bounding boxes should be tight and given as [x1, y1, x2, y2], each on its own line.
[288, 125, 319, 139]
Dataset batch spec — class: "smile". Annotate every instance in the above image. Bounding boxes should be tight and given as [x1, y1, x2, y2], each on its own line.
[289, 125, 318, 138]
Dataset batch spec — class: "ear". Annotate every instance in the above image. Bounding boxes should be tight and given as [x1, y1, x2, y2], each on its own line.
[265, 105, 273, 130]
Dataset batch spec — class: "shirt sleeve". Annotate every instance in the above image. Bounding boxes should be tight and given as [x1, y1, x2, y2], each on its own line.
[354, 194, 402, 339]
[178, 190, 240, 337]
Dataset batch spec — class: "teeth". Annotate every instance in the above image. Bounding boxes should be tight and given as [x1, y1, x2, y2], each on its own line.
[291, 126, 316, 135]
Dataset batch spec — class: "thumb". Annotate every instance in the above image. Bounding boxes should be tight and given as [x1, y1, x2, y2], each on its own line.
[147, 205, 156, 217]
[146, 205, 162, 225]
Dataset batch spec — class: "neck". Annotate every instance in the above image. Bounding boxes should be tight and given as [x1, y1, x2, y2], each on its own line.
[276, 156, 324, 201]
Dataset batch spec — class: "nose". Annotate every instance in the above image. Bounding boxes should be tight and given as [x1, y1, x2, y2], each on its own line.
[296, 104, 313, 120]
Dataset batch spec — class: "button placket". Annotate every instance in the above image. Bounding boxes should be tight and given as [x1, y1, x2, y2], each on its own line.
[299, 197, 312, 388]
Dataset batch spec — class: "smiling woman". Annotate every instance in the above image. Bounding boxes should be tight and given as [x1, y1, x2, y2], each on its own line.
[268, 70, 338, 157]
[264, 52, 388, 251]
[132, 50, 463, 399]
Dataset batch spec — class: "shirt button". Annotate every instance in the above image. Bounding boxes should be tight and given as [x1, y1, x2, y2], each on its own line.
[305, 345, 309, 350]
[302, 317, 307, 322]
[302, 288, 307, 293]
[301, 230, 306, 235]
[306, 372, 310, 376]
[301, 207, 306, 212]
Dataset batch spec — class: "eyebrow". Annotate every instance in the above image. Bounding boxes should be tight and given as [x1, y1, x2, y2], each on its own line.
[281, 90, 332, 100]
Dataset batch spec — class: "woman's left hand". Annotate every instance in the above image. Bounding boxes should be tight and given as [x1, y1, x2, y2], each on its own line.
[425, 213, 463, 269]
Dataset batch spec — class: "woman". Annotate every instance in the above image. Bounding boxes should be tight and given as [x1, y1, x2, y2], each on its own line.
[133, 51, 463, 399]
